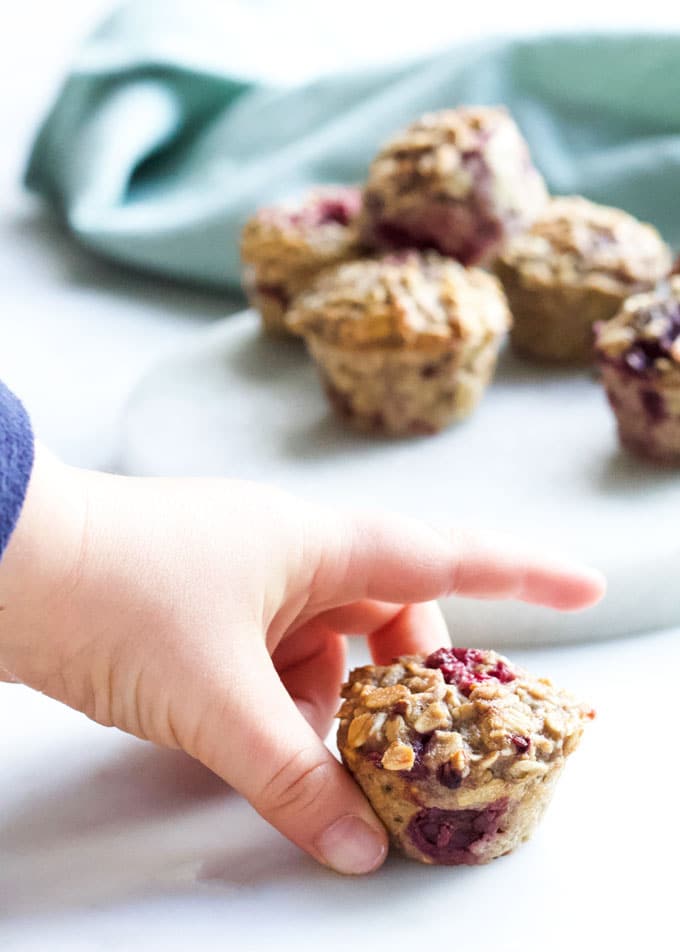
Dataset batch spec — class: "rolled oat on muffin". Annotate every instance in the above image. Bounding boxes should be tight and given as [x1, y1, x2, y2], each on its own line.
[239, 186, 363, 334]
[285, 251, 511, 436]
[495, 196, 672, 363]
[337, 649, 594, 866]
[595, 277, 680, 462]
[360, 106, 548, 266]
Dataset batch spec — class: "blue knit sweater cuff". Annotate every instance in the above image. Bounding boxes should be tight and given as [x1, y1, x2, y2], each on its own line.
[0, 381, 35, 559]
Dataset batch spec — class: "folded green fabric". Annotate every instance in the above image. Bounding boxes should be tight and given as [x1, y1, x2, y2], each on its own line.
[25, 2, 680, 290]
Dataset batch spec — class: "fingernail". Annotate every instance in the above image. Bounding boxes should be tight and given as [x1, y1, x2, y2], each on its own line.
[316, 815, 387, 875]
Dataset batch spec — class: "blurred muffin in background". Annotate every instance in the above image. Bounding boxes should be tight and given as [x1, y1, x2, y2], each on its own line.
[286, 251, 511, 436]
[595, 277, 680, 462]
[496, 196, 672, 363]
[240, 186, 363, 334]
[360, 106, 548, 266]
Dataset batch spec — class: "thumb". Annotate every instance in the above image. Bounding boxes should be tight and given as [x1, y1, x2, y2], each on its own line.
[192, 641, 388, 876]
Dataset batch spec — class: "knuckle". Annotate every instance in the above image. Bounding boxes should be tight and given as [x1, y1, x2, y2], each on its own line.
[257, 749, 335, 819]
[305, 513, 349, 598]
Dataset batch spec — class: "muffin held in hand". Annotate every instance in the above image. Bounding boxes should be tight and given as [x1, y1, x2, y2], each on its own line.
[239, 186, 362, 334]
[595, 277, 680, 462]
[285, 252, 511, 436]
[337, 649, 594, 866]
[495, 196, 672, 363]
[360, 106, 548, 266]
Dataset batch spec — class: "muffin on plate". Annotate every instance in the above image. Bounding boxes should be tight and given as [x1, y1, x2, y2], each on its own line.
[360, 106, 548, 266]
[337, 648, 594, 866]
[495, 196, 672, 363]
[595, 277, 680, 462]
[239, 186, 362, 334]
[285, 251, 511, 436]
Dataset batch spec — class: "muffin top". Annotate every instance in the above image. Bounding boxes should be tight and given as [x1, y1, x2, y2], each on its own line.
[285, 252, 511, 350]
[337, 649, 594, 790]
[497, 196, 671, 292]
[595, 276, 680, 376]
[363, 106, 546, 212]
[239, 186, 362, 273]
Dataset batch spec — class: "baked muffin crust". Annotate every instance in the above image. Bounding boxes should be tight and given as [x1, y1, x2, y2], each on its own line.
[286, 252, 511, 435]
[338, 649, 594, 865]
[239, 186, 362, 333]
[286, 252, 510, 351]
[596, 277, 680, 376]
[360, 106, 547, 265]
[499, 196, 671, 294]
[595, 277, 680, 461]
[495, 196, 671, 363]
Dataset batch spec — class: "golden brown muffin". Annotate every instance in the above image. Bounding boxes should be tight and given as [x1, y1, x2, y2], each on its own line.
[285, 251, 511, 436]
[360, 106, 548, 266]
[595, 277, 680, 462]
[495, 196, 672, 363]
[239, 186, 362, 334]
[337, 648, 594, 866]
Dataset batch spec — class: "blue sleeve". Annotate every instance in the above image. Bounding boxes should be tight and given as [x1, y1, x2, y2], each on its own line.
[0, 381, 34, 559]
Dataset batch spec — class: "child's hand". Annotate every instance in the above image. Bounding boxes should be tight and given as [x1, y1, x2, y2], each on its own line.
[0, 446, 604, 874]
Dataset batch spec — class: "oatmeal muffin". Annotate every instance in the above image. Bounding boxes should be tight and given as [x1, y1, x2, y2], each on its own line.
[239, 186, 362, 334]
[595, 277, 680, 462]
[285, 252, 511, 436]
[495, 196, 672, 363]
[337, 649, 594, 866]
[360, 106, 548, 266]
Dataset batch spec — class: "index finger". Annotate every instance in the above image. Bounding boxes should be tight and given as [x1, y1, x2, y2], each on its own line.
[310, 511, 606, 612]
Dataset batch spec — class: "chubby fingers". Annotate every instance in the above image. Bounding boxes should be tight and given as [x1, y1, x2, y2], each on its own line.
[254, 602, 449, 870]
[275, 602, 448, 746]
[303, 599, 451, 664]
[431, 527, 607, 610]
[273, 625, 347, 738]
[367, 602, 451, 664]
[312, 511, 605, 612]
[195, 638, 387, 876]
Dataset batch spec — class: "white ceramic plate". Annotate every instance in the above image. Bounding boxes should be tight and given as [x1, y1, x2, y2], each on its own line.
[121, 309, 680, 647]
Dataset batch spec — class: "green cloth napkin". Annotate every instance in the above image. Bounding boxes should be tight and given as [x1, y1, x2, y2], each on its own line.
[25, 2, 680, 290]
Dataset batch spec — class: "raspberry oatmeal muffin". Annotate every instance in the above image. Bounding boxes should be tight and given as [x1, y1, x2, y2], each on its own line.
[360, 106, 548, 266]
[595, 277, 680, 462]
[285, 252, 511, 436]
[337, 649, 594, 866]
[239, 186, 362, 334]
[495, 196, 672, 363]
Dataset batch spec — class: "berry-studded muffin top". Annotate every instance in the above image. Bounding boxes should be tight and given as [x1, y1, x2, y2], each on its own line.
[337, 649, 594, 789]
[285, 252, 511, 350]
[363, 106, 545, 211]
[595, 276, 680, 376]
[240, 186, 362, 267]
[498, 196, 671, 290]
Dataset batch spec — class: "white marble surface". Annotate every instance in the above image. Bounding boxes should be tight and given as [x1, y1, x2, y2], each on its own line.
[2, 3, 680, 949]
[3, 630, 678, 950]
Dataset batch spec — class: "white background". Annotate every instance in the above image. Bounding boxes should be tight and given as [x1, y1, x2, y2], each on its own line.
[2, 3, 680, 950]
